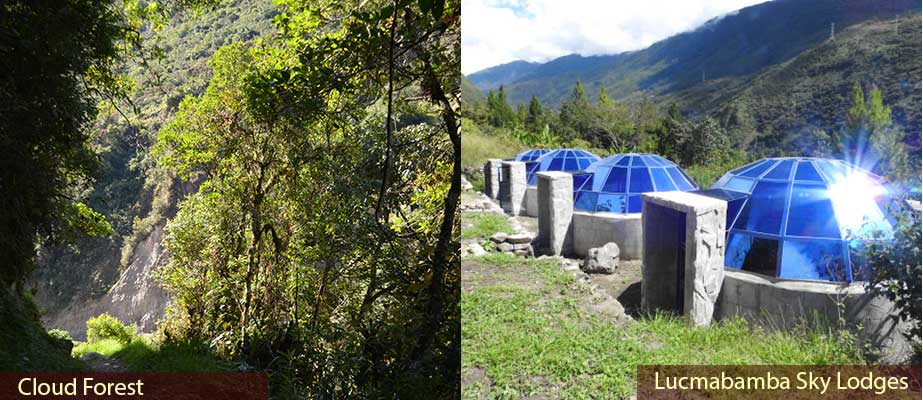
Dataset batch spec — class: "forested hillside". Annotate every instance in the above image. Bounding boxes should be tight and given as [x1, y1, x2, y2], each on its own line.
[4, 0, 460, 396]
[33, 0, 278, 336]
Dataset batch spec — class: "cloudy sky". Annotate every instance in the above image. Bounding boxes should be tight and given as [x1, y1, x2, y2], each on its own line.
[462, 0, 768, 75]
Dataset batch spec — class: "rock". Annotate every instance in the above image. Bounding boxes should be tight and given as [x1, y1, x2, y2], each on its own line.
[593, 298, 628, 321]
[505, 233, 533, 244]
[490, 232, 509, 243]
[582, 242, 620, 274]
[511, 243, 531, 251]
[461, 175, 473, 191]
[496, 242, 514, 252]
[467, 242, 487, 257]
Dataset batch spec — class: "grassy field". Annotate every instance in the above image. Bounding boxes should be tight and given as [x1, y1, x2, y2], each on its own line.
[462, 212, 515, 241]
[462, 253, 866, 399]
[462, 119, 527, 169]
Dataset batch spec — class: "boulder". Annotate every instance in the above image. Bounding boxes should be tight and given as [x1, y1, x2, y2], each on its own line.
[496, 242, 514, 252]
[582, 242, 620, 274]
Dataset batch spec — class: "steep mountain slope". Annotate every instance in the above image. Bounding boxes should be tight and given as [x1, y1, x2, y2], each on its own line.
[462, 74, 485, 104]
[32, 0, 277, 338]
[670, 14, 922, 152]
[467, 60, 539, 92]
[472, 0, 919, 107]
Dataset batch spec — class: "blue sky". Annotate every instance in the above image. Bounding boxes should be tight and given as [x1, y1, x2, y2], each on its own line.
[462, 0, 769, 75]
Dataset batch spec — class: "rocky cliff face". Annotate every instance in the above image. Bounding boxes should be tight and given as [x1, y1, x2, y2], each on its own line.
[42, 224, 171, 340]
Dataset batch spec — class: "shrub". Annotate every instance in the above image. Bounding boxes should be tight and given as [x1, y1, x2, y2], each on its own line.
[47, 329, 73, 343]
[86, 313, 136, 345]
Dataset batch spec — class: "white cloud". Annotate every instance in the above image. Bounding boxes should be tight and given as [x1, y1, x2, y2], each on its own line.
[462, 0, 768, 74]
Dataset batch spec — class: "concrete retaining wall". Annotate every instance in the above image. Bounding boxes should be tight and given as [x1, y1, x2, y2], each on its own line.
[523, 186, 538, 217]
[717, 270, 913, 363]
[572, 211, 642, 260]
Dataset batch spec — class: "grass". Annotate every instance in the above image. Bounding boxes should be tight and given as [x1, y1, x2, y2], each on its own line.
[462, 254, 866, 399]
[72, 336, 230, 371]
[461, 118, 527, 169]
[462, 212, 514, 240]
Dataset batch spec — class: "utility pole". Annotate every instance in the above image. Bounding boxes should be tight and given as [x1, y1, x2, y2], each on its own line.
[829, 22, 835, 41]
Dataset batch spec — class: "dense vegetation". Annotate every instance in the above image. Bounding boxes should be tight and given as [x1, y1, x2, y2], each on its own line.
[3, 0, 461, 397]
[33, 0, 278, 319]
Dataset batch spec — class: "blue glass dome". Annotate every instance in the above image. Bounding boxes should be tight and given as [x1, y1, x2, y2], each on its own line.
[526, 149, 599, 186]
[573, 154, 698, 213]
[514, 149, 551, 162]
[498, 149, 551, 183]
[710, 157, 897, 282]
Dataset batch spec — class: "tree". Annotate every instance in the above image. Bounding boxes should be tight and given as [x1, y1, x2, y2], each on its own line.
[157, 0, 460, 395]
[843, 84, 913, 183]
[0, 1, 166, 287]
[487, 85, 516, 128]
[558, 81, 592, 142]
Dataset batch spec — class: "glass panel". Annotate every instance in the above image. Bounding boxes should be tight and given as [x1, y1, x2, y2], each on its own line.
[780, 240, 847, 281]
[627, 195, 643, 213]
[725, 233, 779, 276]
[786, 183, 840, 238]
[633, 156, 647, 166]
[616, 156, 631, 166]
[713, 174, 732, 188]
[572, 173, 592, 192]
[527, 173, 538, 186]
[794, 161, 823, 181]
[729, 161, 759, 174]
[764, 159, 795, 179]
[574, 191, 597, 212]
[725, 198, 746, 231]
[563, 159, 578, 171]
[813, 160, 843, 182]
[629, 167, 654, 193]
[724, 176, 754, 193]
[736, 180, 788, 235]
[564, 150, 574, 158]
[650, 168, 676, 191]
[577, 158, 594, 170]
[548, 158, 563, 171]
[601, 167, 628, 193]
[667, 168, 695, 190]
[740, 160, 776, 178]
[596, 194, 624, 212]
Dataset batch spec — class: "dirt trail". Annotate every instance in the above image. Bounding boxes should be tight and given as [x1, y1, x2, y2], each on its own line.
[80, 353, 129, 372]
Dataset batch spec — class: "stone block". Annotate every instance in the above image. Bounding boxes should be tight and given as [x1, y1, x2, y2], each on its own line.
[535, 171, 573, 256]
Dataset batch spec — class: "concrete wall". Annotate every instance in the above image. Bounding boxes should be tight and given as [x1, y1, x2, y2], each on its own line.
[572, 211, 642, 260]
[523, 186, 538, 217]
[717, 270, 913, 364]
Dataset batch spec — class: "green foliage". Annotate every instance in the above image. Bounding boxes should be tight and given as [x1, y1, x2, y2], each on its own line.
[86, 313, 137, 345]
[72, 336, 229, 372]
[153, 0, 461, 395]
[48, 329, 74, 343]
[0, 289, 83, 371]
[862, 207, 922, 353]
